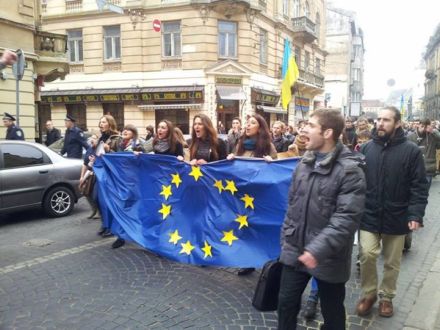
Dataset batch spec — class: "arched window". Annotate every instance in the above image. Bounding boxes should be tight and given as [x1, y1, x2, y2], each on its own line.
[315, 12, 320, 40]
[293, 0, 300, 18]
[304, 1, 310, 18]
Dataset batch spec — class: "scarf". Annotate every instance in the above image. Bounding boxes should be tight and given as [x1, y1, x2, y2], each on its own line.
[294, 135, 307, 151]
[243, 138, 256, 151]
[154, 139, 170, 153]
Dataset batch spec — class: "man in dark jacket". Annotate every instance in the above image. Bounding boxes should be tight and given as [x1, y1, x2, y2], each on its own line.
[278, 109, 366, 330]
[45, 120, 61, 146]
[356, 107, 429, 318]
[60, 115, 88, 159]
[407, 118, 440, 188]
[3, 112, 25, 140]
[272, 121, 290, 152]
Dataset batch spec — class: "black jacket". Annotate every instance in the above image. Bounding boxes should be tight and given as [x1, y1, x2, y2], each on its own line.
[6, 125, 25, 140]
[360, 127, 429, 235]
[280, 143, 366, 283]
[45, 128, 61, 146]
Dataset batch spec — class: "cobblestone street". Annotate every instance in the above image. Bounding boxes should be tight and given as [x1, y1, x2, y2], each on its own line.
[0, 178, 439, 330]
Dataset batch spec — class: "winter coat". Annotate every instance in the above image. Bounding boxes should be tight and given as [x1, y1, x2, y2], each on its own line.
[407, 130, 440, 175]
[279, 143, 366, 283]
[360, 127, 429, 235]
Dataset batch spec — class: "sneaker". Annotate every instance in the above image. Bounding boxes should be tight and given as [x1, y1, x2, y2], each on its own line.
[111, 238, 125, 249]
[304, 300, 318, 320]
[237, 268, 255, 276]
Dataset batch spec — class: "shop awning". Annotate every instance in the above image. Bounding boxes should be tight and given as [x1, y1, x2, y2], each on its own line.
[257, 105, 286, 114]
[216, 86, 246, 101]
[138, 103, 202, 111]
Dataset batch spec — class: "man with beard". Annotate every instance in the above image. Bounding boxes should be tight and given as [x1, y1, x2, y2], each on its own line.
[356, 107, 429, 318]
[408, 118, 440, 188]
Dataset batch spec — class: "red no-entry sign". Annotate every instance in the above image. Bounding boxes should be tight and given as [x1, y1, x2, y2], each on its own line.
[153, 19, 161, 32]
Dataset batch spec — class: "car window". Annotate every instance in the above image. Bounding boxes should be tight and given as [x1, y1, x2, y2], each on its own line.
[2, 144, 50, 169]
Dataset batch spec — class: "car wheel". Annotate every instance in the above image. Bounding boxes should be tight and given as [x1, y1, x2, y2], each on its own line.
[43, 186, 75, 217]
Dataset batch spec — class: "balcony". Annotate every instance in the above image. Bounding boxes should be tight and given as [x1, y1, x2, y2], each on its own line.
[298, 68, 324, 89]
[34, 30, 69, 82]
[65, 0, 82, 13]
[292, 16, 317, 44]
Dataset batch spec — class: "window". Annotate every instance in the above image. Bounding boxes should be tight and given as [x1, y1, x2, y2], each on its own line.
[218, 21, 237, 58]
[315, 12, 321, 40]
[315, 58, 321, 75]
[304, 1, 310, 18]
[293, 0, 300, 17]
[3, 144, 46, 169]
[163, 21, 181, 57]
[259, 29, 268, 65]
[67, 30, 83, 63]
[283, 0, 289, 16]
[104, 25, 120, 60]
[305, 51, 310, 71]
[294, 47, 301, 68]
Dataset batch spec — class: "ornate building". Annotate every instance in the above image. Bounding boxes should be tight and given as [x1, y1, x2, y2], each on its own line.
[0, 0, 68, 141]
[40, 0, 326, 135]
[424, 24, 440, 120]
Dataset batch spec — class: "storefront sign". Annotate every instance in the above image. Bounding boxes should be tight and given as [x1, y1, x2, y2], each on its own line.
[121, 94, 139, 101]
[83, 95, 99, 102]
[100, 94, 120, 102]
[216, 77, 242, 85]
[295, 97, 310, 112]
[141, 91, 203, 102]
[251, 88, 279, 106]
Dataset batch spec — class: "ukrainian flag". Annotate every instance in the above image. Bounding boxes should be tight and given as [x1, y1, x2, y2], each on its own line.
[281, 39, 300, 110]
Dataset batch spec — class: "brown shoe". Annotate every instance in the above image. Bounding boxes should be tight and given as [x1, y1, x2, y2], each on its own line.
[356, 295, 377, 316]
[378, 300, 393, 317]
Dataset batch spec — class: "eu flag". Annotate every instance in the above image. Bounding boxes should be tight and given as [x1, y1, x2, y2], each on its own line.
[93, 154, 299, 268]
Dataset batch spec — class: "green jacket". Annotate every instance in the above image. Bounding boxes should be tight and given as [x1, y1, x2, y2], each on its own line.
[408, 129, 440, 175]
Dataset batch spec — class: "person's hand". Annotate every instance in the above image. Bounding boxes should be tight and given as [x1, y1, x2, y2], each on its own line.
[189, 159, 197, 166]
[177, 155, 184, 161]
[298, 251, 318, 269]
[227, 153, 235, 161]
[408, 221, 421, 231]
[103, 144, 110, 152]
[263, 155, 273, 162]
[89, 155, 96, 162]
[196, 159, 207, 165]
[133, 151, 142, 156]
[1, 50, 18, 66]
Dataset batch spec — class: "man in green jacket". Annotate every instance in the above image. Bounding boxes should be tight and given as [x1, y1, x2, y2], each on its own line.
[408, 118, 440, 188]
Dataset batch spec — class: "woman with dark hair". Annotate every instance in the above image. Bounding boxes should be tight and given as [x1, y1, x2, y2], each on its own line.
[153, 120, 184, 157]
[227, 114, 277, 276]
[189, 114, 227, 165]
[232, 114, 278, 160]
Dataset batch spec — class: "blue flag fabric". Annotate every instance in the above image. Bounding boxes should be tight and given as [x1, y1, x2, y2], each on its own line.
[93, 154, 299, 268]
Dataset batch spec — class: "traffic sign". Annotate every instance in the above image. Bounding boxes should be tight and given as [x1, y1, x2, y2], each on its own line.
[153, 19, 161, 32]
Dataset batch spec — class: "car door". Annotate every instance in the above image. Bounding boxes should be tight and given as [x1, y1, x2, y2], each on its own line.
[0, 143, 53, 211]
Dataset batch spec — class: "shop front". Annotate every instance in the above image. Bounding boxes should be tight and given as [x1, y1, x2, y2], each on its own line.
[252, 88, 283, 126]
[216, 77, 246, 132]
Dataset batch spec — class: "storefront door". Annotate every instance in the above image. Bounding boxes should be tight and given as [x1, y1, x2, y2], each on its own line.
[217, 100, 239, 133]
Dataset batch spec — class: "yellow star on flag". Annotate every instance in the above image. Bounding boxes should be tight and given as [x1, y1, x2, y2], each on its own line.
[160, 185, 173, 200]
[235, 215, 249, 230]
[158, 203, 171, 220]
[213, 180, 224, 193]
[168, 229, 182, 245]
[221, 230, 238, 246]
[180, 240, 195, 255]
[171, 173, 182, 188]
[241, 194, 255, 209]
[201, 240, 213, 258]
[189, 166, 203, 181]
[224, 180, 238, 195]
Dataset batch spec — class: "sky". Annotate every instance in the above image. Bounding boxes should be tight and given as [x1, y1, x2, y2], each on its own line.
[328, 0, 440, 100]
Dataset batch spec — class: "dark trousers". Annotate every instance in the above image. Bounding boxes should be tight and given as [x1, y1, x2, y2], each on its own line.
[277, 265, 346, 330]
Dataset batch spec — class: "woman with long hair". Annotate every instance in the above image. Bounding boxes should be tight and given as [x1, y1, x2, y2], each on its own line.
[189, 114, 227, 165]
[153, 120, 184, 157]
[227, 114, 277, 276]
[98, 114, 120, 153]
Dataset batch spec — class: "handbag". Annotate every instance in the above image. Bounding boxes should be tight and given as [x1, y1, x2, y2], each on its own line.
[80, 172, 96, 196]
[252, 259, 283, 311]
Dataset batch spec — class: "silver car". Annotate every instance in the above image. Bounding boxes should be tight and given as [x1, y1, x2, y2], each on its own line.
[0, 141, 83, 217]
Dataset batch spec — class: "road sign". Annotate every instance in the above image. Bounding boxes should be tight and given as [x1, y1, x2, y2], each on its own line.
[153, 19, 161, 32]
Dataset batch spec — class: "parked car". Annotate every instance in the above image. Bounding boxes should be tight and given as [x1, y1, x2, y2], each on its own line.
[0, 141, 83, 217]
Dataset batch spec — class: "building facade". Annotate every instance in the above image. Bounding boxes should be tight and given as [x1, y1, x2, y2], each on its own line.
[0, 0, 69, 141]
[424, 24, 440, 120]
[40, 0, 326, 136]
[324, 6, 364, 117]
